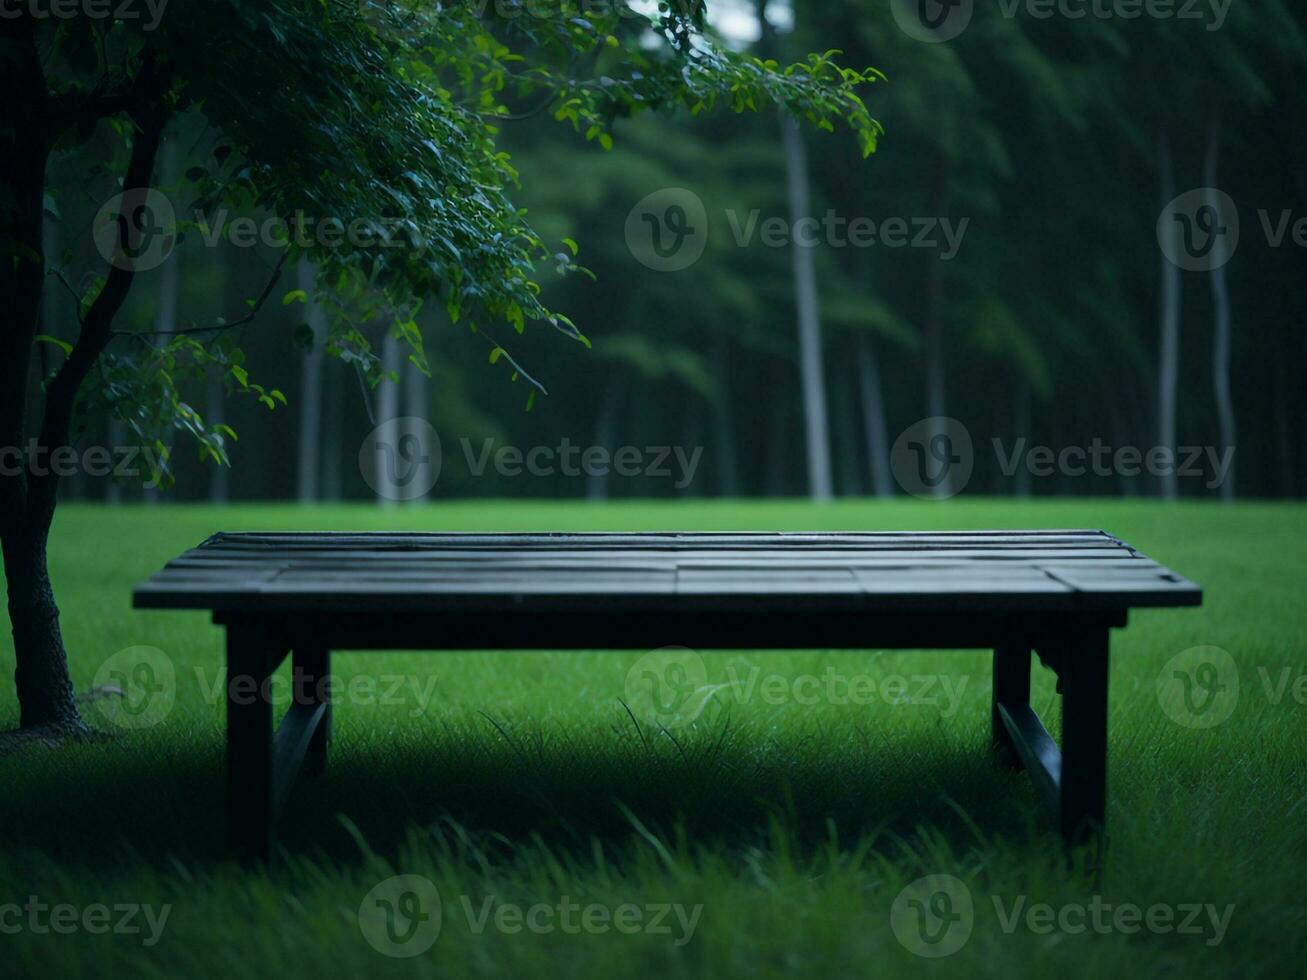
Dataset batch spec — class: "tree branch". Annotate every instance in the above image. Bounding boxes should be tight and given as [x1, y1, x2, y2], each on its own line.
[112, 251, 290, 340]
[27, 99, 171, 531]
[49, 59, 163, 132]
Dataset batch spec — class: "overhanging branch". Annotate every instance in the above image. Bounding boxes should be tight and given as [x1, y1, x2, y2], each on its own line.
[27, 101, 171, 529]
[113, 251, 289, 341]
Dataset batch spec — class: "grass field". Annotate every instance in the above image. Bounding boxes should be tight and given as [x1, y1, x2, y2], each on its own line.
[1, 499, 1304, 978]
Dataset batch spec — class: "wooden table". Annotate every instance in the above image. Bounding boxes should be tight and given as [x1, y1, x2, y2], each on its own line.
[133, 530, 1202, 856]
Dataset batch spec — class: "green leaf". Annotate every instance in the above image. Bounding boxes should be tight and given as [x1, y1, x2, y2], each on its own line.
[33, 334, 73, 356]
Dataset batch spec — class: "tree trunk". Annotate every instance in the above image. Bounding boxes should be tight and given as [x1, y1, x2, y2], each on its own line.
[765, 367, 789, 496]
[0, 21, 83, 730]
[143, 140, 180, 508]
[587, 378, 621, 500]
[711, 336, 739, 497]
[403, 350, 430, 503]
[321, 359, 344, 501]
[781, 112, 833, 500]
[856, 337, 893, 498]
[1204, 115, 1236, 501]
[1013, 378, 1032, 498]
[207, 371, 230, 503]
[3, 529, 81, 729]
[1157, 126, 1182, 500]
[374, 332, 402, 507]
[922, 156, 954, 498]
[43, 211, 85, 502]
[296, 258, 325, 502]
[2, 28, 167, 730]
[833, 364, 860, 496]
[206, 254, 230, 503]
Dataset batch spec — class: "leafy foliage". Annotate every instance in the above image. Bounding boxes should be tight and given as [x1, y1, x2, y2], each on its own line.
[35, 0, 884, 486]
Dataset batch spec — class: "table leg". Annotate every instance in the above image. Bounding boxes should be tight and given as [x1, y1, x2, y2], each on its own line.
[1059, 625, 1109, 848]
[293, 647, 331, 778]
[992, 642, 1032, 768]
[226, 621, 279, 859]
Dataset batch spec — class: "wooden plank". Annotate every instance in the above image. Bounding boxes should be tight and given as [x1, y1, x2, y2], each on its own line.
[230, 609, 1126, 652]
[133, 530, 1201, 616]
[210, 529, 1116, 544]
[172, 548, 1144, 567]
[194, 532, 1127, 548]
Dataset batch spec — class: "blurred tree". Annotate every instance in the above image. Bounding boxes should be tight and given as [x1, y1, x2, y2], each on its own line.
[295, 257, 325, 503]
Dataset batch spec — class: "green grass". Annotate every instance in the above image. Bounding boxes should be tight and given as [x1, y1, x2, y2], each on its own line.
[1, 499, 1305, 979]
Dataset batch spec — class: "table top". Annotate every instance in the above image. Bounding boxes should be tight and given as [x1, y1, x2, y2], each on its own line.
[132, 530, 1202, 616]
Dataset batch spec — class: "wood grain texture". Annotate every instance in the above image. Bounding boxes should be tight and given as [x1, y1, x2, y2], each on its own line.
[134, 530, 1201, 616]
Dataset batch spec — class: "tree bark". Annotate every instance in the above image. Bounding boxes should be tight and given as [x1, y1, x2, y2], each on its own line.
[922, 156, 954, 498]
[1157, 126, 1182, 500]
[1013, 378, 1032, 498]
[587, 377, 621, 500]
[1205, 115, 1236, 501]
[207, 372, 230, 503]
[321, 359, 344, 501]
[1, 24, 168, 728]
[856, 337, 893, 498]
[296, 258, 325, 502]
[403, 347, 430, 503]
[711, 336, 739, 497]
[781, 112, 834, 501]
[374, 332, 402, 507]
[0, 19, 82, 729]
[832, 365, 860, 496]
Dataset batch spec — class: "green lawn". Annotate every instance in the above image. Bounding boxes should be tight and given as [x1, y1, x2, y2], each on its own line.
[1, 500, 1304, 978]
